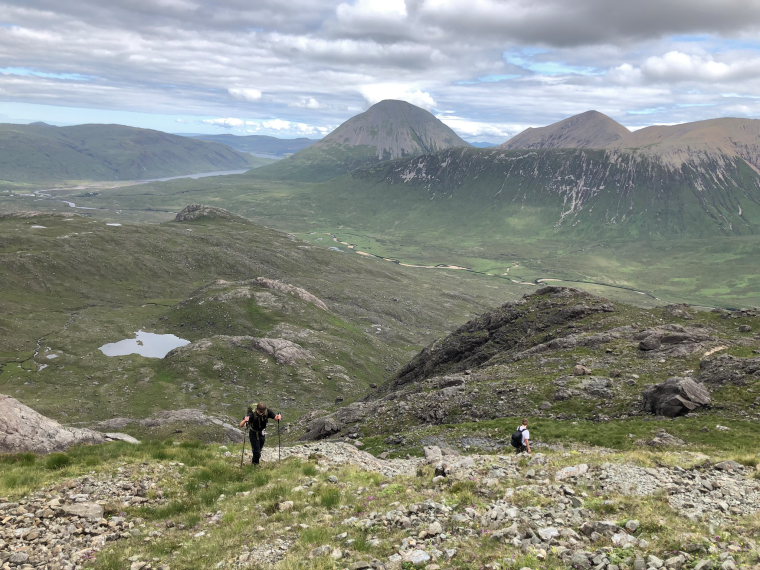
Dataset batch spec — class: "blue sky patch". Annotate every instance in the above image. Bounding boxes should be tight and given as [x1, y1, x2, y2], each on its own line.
[0, 67, 93, 81]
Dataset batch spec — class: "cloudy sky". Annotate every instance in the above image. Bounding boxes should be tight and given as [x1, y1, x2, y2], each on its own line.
[2, 0, 760, 143]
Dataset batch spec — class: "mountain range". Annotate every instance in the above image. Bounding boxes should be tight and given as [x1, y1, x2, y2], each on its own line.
[504, 110, 760, 170]
[0, 122, 253, 182]
[5, 99, 758, 306]
[257, 101, 760, 240]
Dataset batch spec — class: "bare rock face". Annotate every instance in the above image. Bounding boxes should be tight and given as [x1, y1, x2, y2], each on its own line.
[0, 394, 106, 453]
[642, 377, 711, 417]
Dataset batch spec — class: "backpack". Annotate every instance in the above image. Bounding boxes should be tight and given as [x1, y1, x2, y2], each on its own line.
[510, 427, 524, 448]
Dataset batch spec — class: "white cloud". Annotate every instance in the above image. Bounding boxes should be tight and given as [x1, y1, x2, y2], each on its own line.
[202, 116, 332, 136]
[642, 51, 747, 82]
[410, 0, 760, 46]
[436, 113, 524, 141]
[228, 87, 262, 102]
[358, 83, 436, 109]
[203, 117, 245, 128]
[291, 96, 322, 109]
[607, 51, 760, 85]
[4, 0, 760, 137]
[333, 0, 409, 37]
[335, 0, 407, 24]
[609, 63, 644, 85]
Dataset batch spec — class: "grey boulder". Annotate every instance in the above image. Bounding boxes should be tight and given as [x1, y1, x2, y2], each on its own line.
[642, 377, 711, 417]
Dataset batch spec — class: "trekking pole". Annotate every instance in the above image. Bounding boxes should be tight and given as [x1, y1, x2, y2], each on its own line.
[277, 419, 281, 462]
[240, 425, 248, 467]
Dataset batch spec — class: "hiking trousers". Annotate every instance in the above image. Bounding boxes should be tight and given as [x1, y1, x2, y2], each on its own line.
[249, 429, 266, 464]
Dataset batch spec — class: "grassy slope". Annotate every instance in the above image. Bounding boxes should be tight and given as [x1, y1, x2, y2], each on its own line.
[0, 212, 520, 428]
[7, 142, 760, 308]
[1, 435, 759, 569]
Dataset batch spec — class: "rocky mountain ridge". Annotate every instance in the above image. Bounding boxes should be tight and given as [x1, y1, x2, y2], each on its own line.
[503, 110, 760, 171]
[298, 287, 760, 441]
[353, 144, 760, 237]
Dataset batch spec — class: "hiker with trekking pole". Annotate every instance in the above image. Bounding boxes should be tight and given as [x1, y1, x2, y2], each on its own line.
[239, 402, 282, 466]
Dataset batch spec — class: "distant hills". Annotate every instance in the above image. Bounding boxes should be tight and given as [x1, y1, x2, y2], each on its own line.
[188, 133, 318, 157]
[0, 123, 253, 182]
[251, 99, 471, 181]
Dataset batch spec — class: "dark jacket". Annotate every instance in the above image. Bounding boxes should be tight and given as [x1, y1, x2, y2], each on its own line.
[246, 407, 276, 432]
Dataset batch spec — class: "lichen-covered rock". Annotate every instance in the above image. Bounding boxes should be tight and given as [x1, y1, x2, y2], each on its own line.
[642, 377, 711, 417]
[302, 416, 343, 440]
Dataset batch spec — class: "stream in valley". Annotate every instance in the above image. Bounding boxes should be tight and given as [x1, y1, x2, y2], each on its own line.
[326, 233, 660, 300]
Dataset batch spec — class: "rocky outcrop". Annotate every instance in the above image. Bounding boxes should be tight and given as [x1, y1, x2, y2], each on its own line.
[250, 277, 329, 311]
[299, 402, 373, 441]
[171, 335, 313, 366]
[251, 337, 314, 365]
[0, 394, 134, 454]
[635, 324, 715, 356]
[642, 377, 712, 417]
[199, 277, 329, 311]
[94, 408, 240, 441]
[698, 354, 760, 386]
[173, 204, 249, 223]
[393, 287, 615, 387]
[298, 287, 758, 437]
[642, 429, 687, 447]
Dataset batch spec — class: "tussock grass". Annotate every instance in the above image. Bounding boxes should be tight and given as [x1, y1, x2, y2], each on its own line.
[318, 486, 341, 508]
